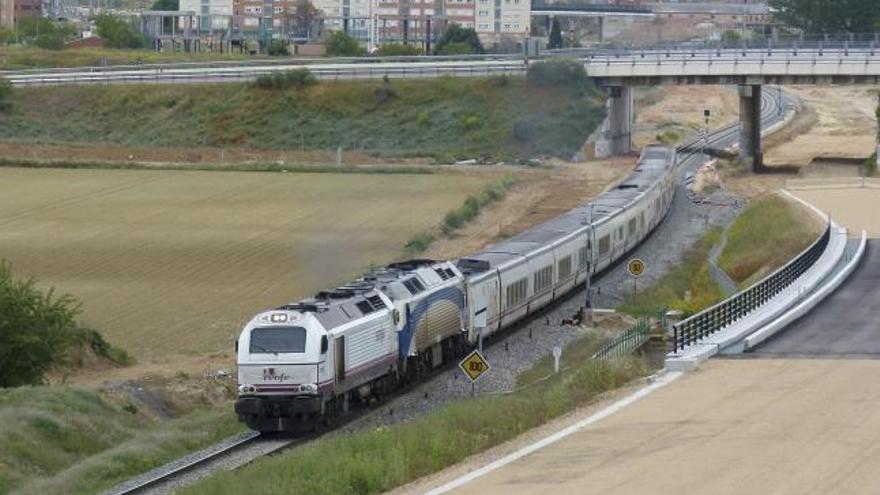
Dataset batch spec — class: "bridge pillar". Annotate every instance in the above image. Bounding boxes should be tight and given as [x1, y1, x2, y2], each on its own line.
[607, 86, 632, 156]
[739, 84, 764, 172]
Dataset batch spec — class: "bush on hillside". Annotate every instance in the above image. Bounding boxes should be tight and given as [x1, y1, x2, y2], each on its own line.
[434, 25, 484, 55]
[95, 13, 147, 49]
[326, 31, 365, 57]
[527, 58, 589, 89]
[376, 43, 422, 56]
[0, 261, 129, 387]
[254, 68, 317, 90]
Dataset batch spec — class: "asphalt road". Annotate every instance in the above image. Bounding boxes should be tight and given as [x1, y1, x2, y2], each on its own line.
[747, 240, 880, 358]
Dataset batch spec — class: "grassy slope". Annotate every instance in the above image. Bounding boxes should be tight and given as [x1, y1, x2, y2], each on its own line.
[181, 356, 646, 495]
[719, 194, 822, 287]
[0, 387, 241, 495]
[618, 228, 724, 317]
[0, 77, 606, 161]
[0, 46, 251, 70]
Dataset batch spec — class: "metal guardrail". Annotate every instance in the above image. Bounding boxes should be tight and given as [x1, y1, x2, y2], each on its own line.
[5, 62, 526, 86]
[593, 319, 650, 360]
[671, 224, 831, 353]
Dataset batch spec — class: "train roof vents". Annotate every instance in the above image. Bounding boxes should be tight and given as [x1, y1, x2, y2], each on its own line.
[356, 294, 386, 315]
[387, 259, 437, 271]
[315, 289, 355, 300]
[434, 267, 456, 280]
[402, 277, 426, 295]
[457, 258, 492, 273]
[616, 184, 639, 190]
[276, 303, 322, 313]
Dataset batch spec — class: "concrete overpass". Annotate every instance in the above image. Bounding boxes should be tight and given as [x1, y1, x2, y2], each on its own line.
[586, 47, 880, 169]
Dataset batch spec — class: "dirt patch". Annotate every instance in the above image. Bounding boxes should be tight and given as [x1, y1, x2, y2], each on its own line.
[423, 158, 634, 260]
[633, 86, 740, 148]
[764, 86, 878, 168]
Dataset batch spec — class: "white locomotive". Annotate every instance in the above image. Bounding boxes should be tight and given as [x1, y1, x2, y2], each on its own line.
[235, 145, 677, 432]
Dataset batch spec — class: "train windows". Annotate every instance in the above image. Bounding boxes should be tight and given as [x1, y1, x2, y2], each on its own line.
[628, 218, 637, 236]
[558, 256, 572, 280]
[598, 235, 611, 256]
[617, 226, 624, 241]
[505, 278, 528, 308]
[534, 265, 552, 293]
[640, 212, 645, 229]
[578, 245, 589, 267]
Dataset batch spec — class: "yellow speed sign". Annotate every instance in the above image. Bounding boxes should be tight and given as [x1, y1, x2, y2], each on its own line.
[627, 258, 646, 277]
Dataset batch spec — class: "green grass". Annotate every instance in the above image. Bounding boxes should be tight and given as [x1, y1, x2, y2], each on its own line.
[405, 175, 519, 253]
[618, 228, 724, 317]
[718, 194, 822, 287]
[0, 46, 251, 70]
[0, 387, 242, 495]
[0, 77, 606, 161]
[516, 331, 606, 387]
[180, 357, 646, 495]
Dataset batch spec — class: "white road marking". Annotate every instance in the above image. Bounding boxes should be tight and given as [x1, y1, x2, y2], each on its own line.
[422, 370, 684, 495]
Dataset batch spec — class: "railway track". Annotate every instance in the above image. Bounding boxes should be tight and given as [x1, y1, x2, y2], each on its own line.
[102, 86, 789, 495]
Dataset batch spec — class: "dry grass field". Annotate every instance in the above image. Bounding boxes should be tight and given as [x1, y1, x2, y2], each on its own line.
[0, 168, 496, 360]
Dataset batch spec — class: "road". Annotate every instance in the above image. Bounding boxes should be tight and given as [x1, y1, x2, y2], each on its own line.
[746, 241, 880, 358]
[403, 359, 880, 495]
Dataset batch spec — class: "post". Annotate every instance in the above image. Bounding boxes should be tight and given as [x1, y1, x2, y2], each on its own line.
[607, 86, 633, 156]
[738, 84, 763, 172]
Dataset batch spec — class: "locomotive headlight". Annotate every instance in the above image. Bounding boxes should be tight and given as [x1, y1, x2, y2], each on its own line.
[302, 383, 318, 394]
[238, 384, 249, 394]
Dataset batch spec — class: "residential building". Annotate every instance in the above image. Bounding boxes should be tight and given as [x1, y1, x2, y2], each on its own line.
[0, 0, 13, 30]
[179, 0, 234, 32]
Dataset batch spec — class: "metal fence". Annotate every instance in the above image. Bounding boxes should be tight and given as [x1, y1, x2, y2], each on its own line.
[671, 224, 831, 353]
[593, 318, 650, 360]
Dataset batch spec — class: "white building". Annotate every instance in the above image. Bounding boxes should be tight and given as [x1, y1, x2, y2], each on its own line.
[179, 0, 234, 31]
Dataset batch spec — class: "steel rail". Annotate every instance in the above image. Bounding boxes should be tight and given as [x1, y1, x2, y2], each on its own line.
[108, 431, 264, 495]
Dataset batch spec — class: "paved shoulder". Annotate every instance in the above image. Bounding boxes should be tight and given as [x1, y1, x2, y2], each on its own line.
[747, 240, 880, 358]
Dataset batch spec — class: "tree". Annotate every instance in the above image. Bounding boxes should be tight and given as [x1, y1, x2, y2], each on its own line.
[768, 0, 880, 33]
[95, 13, 147, 49]
[325, 31, 364, 56]
[548, 18, 562, 49]
[0, 262, 78, 387]
[151, 0, 178, 9]
[720, 30, 741, 48]
[434, 25, 483, 55]
[292, 0, 320, 41]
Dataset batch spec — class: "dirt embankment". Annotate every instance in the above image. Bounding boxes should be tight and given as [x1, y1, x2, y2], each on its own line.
[633, 86, 740, 148]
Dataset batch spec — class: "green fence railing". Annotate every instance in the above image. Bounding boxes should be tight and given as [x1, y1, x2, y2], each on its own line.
[593, 318, 650, 360]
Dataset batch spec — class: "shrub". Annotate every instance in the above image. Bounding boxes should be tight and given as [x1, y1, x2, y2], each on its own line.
[434, 25, 483, 55]
[254, 68, 317, 90]
[404, 232, 435, 253]
[326, 31, 365, 57]
[376, 43, 422, 56]
[0, 261, 129, 387]
[437, 41, 475, 56]
[95, 13, 147, 49]
[527, 58, 589, 89]
[461, 114, 481, 130]
[34, 33, 65, 50]
[267, 40, 289, 56]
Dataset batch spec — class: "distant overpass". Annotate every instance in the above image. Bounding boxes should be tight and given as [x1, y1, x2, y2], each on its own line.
[530, 3, 653, 17]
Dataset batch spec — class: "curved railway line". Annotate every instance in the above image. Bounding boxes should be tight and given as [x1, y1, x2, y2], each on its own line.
[102, 87, 788, 495]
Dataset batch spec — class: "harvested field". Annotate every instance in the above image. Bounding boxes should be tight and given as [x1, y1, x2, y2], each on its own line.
[0, 167, 497, 360]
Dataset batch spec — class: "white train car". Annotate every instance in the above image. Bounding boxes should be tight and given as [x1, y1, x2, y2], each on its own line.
[457, 145, 677, 342]
[235, 145, 677, 432]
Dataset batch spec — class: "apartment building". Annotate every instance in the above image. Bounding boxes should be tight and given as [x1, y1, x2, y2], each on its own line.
[0, 0, 13, 30]
[178, 0, 234, 32]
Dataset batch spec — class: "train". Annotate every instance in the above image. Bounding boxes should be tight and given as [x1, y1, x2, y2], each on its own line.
[234, 145, 678, 432]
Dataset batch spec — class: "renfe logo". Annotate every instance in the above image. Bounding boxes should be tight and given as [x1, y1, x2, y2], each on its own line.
[262, 368, 290, 382]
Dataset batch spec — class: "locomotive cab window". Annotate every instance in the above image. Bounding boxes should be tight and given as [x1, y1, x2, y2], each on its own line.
[250, 327, 307, 354]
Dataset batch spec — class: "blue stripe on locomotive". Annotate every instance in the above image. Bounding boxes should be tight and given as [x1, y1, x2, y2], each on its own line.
[398, 286, 465, 359]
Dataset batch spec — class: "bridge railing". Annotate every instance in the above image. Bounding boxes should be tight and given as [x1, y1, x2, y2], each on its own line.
[671, 224, 831, 353]
[593, 319, 650, 360]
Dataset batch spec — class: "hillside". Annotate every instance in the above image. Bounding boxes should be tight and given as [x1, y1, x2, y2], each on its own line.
[0, 76, 606, 161]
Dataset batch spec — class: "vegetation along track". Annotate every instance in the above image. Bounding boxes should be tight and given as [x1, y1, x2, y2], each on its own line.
[106, 86, 790, 495]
